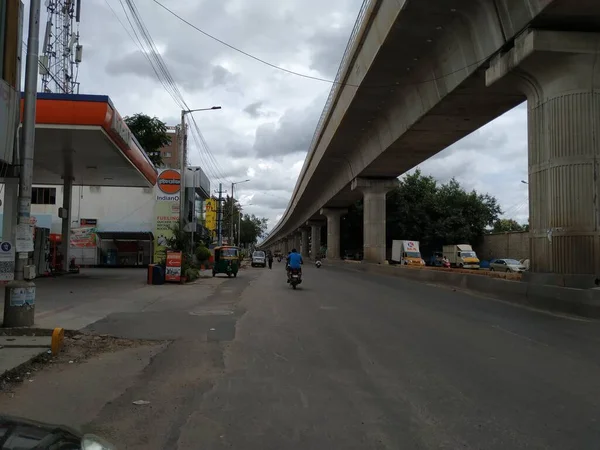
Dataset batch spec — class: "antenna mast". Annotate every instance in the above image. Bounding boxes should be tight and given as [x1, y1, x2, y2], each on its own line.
[39, 0, 83, 93]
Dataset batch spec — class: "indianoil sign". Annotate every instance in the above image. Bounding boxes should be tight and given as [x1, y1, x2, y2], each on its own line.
[153, 169, 181, 263]
[157, 169, 181, 196]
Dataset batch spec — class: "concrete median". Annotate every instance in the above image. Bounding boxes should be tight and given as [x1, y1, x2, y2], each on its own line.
[326, 260, 600, 318]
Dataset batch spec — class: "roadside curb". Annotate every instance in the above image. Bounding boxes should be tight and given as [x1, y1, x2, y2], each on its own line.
[324, 260, 600, 319]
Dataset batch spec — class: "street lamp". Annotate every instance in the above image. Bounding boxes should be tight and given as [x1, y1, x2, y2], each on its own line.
[179, 106, 221, 232]
[231, 179, 250, 244]
[521, 180, 528, 185]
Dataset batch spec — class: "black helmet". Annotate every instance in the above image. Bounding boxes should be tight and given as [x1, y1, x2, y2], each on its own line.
[291, 248, 297, 253]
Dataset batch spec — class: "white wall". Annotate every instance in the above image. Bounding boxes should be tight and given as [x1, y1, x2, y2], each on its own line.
[0, 184, 155, 234]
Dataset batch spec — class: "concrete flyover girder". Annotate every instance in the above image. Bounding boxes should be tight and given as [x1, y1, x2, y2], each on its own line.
[261, 0, 594, 251]
[486, 29, 600, 286]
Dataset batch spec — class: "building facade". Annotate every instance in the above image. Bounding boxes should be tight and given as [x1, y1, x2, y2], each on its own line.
[0, 165, 210, 267]
[161, 125, 181, 169]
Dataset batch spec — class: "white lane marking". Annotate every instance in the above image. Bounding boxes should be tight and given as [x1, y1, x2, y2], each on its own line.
[491, 324, 549, 347]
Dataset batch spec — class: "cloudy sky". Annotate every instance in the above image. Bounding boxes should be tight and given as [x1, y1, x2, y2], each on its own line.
[29, 0, 529, 229]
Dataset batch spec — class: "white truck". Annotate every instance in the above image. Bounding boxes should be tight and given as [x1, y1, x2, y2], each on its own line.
[391, 240, 425, 266]
[442, 244, 480, 269]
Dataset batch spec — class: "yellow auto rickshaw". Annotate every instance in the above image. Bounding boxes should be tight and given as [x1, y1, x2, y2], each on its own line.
[212, 246, 240, 278]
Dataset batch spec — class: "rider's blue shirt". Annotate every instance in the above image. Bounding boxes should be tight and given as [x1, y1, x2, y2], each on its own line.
[288, 252, 303, 269]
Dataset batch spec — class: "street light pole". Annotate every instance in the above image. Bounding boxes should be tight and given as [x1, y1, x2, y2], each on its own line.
[178, 106, 221, 235]
[4, 0, 41, 327]
[230, 179, 249, 245]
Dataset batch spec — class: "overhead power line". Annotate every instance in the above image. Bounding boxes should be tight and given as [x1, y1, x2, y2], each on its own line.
[151, 0, 490, 89]
[104, 0, 231, 184]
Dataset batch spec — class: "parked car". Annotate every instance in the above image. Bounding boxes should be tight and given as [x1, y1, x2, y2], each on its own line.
[251, 250, 267, 267]
[489, 258, 527, 273]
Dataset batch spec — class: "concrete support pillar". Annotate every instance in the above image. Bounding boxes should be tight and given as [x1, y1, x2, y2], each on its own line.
[61, 177, 73, 272]
[310, 223, 321, 259]
[351, 177, 399, 264]
[487, 30, 600, 286]
[2, 177, 19, 243]
[293, 232, 301, 253]
[320, 208, 346, 259]
[301, 228, 309, 257]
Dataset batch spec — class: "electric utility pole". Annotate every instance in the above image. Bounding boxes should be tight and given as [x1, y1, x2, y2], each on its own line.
[4, 0, 41, 327]
[215, 184, 226, 246]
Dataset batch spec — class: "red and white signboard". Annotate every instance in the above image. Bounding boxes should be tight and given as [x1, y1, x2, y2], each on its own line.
[165, 251, 182, 282]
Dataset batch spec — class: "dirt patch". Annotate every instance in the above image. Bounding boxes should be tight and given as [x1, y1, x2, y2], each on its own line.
[0, 332, 166, 393]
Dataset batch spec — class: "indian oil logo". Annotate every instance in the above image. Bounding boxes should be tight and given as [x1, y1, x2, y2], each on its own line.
[157, 169, 181, 194]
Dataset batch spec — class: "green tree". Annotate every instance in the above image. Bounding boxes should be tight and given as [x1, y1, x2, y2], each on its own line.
[240, 214, 268, 246]
[124, 113, 171, 167]
[492, 218, 524, 233]
[221, 196, 240, 241]
[341, 170, 502, 256]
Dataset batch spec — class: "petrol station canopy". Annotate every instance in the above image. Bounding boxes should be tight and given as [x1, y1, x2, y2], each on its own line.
[21, 93, 157, 187]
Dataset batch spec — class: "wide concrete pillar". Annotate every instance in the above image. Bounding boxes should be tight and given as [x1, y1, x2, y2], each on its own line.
[320, 208, 346, 259]
[352, 177, 399, 264]
[282, 238, 288, 254]
[301, 228, 309, 257]
[293, 232, 301, 253]
[487, 30, 600, 287]
[308, 221, 322, 259]
[61, 177, 73, 272]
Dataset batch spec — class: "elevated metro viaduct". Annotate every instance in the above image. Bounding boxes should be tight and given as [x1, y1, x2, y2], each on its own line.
[261, 0, 600, 288]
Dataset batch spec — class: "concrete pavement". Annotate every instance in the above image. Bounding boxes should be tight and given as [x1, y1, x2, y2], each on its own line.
[1, 262, 600, 449]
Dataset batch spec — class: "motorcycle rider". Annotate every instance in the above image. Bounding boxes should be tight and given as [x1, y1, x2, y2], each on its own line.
[286, 248, 303, 282]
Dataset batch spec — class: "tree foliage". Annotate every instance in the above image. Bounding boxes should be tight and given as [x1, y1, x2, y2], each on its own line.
[341, 170, 502, 257]
[492, 218, 525, 233]
[211, 195, 268, 246]
[124, 113, 171, 167]
[240, 214, 268, 246]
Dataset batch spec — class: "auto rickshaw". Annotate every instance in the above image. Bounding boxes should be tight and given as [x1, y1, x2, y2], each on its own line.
[212, 246, 240, 278]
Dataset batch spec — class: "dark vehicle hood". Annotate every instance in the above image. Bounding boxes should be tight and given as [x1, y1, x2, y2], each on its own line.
[0, 415, 81, 449]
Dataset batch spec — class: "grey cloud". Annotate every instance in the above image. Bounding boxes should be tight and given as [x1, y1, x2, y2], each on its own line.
[253, 95, 325, 158]
[308, 27, 353, 78]
[104, 47, 223, 92]
[211, 65, 237, 88]
[254, 195, 290, 210]
[243, 101, 264, 118]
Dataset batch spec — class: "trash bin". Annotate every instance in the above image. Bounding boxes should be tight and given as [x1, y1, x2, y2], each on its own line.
[152, 264, 165, 285]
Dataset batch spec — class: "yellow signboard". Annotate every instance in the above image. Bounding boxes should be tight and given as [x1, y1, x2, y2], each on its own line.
[205, 198, 217, 232]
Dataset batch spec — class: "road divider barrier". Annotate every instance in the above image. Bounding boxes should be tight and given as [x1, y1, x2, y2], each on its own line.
[327, 260, 600, 319]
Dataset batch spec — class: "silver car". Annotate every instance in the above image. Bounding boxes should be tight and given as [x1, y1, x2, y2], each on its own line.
[251, 250, 266, 268]
[489, 258, 527, 273]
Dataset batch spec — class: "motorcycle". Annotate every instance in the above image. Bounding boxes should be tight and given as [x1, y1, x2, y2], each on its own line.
[277, 256, 282, 263]
[0, 415, 116, 449]
[315, 260, 322, 268]
[288, 267, 302, 289]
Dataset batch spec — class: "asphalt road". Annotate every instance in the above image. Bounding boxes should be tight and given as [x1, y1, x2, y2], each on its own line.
[7, 262, 600, 449]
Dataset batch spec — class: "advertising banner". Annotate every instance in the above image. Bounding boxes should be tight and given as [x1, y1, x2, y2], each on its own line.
[165, 251, 182, 282]
[153, 169, 181, 263]
[205, 198, 217, 234]
[70, 226, 97, 248]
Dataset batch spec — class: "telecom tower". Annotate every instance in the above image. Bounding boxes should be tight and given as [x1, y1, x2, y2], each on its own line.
[39, 0, 83, 94]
